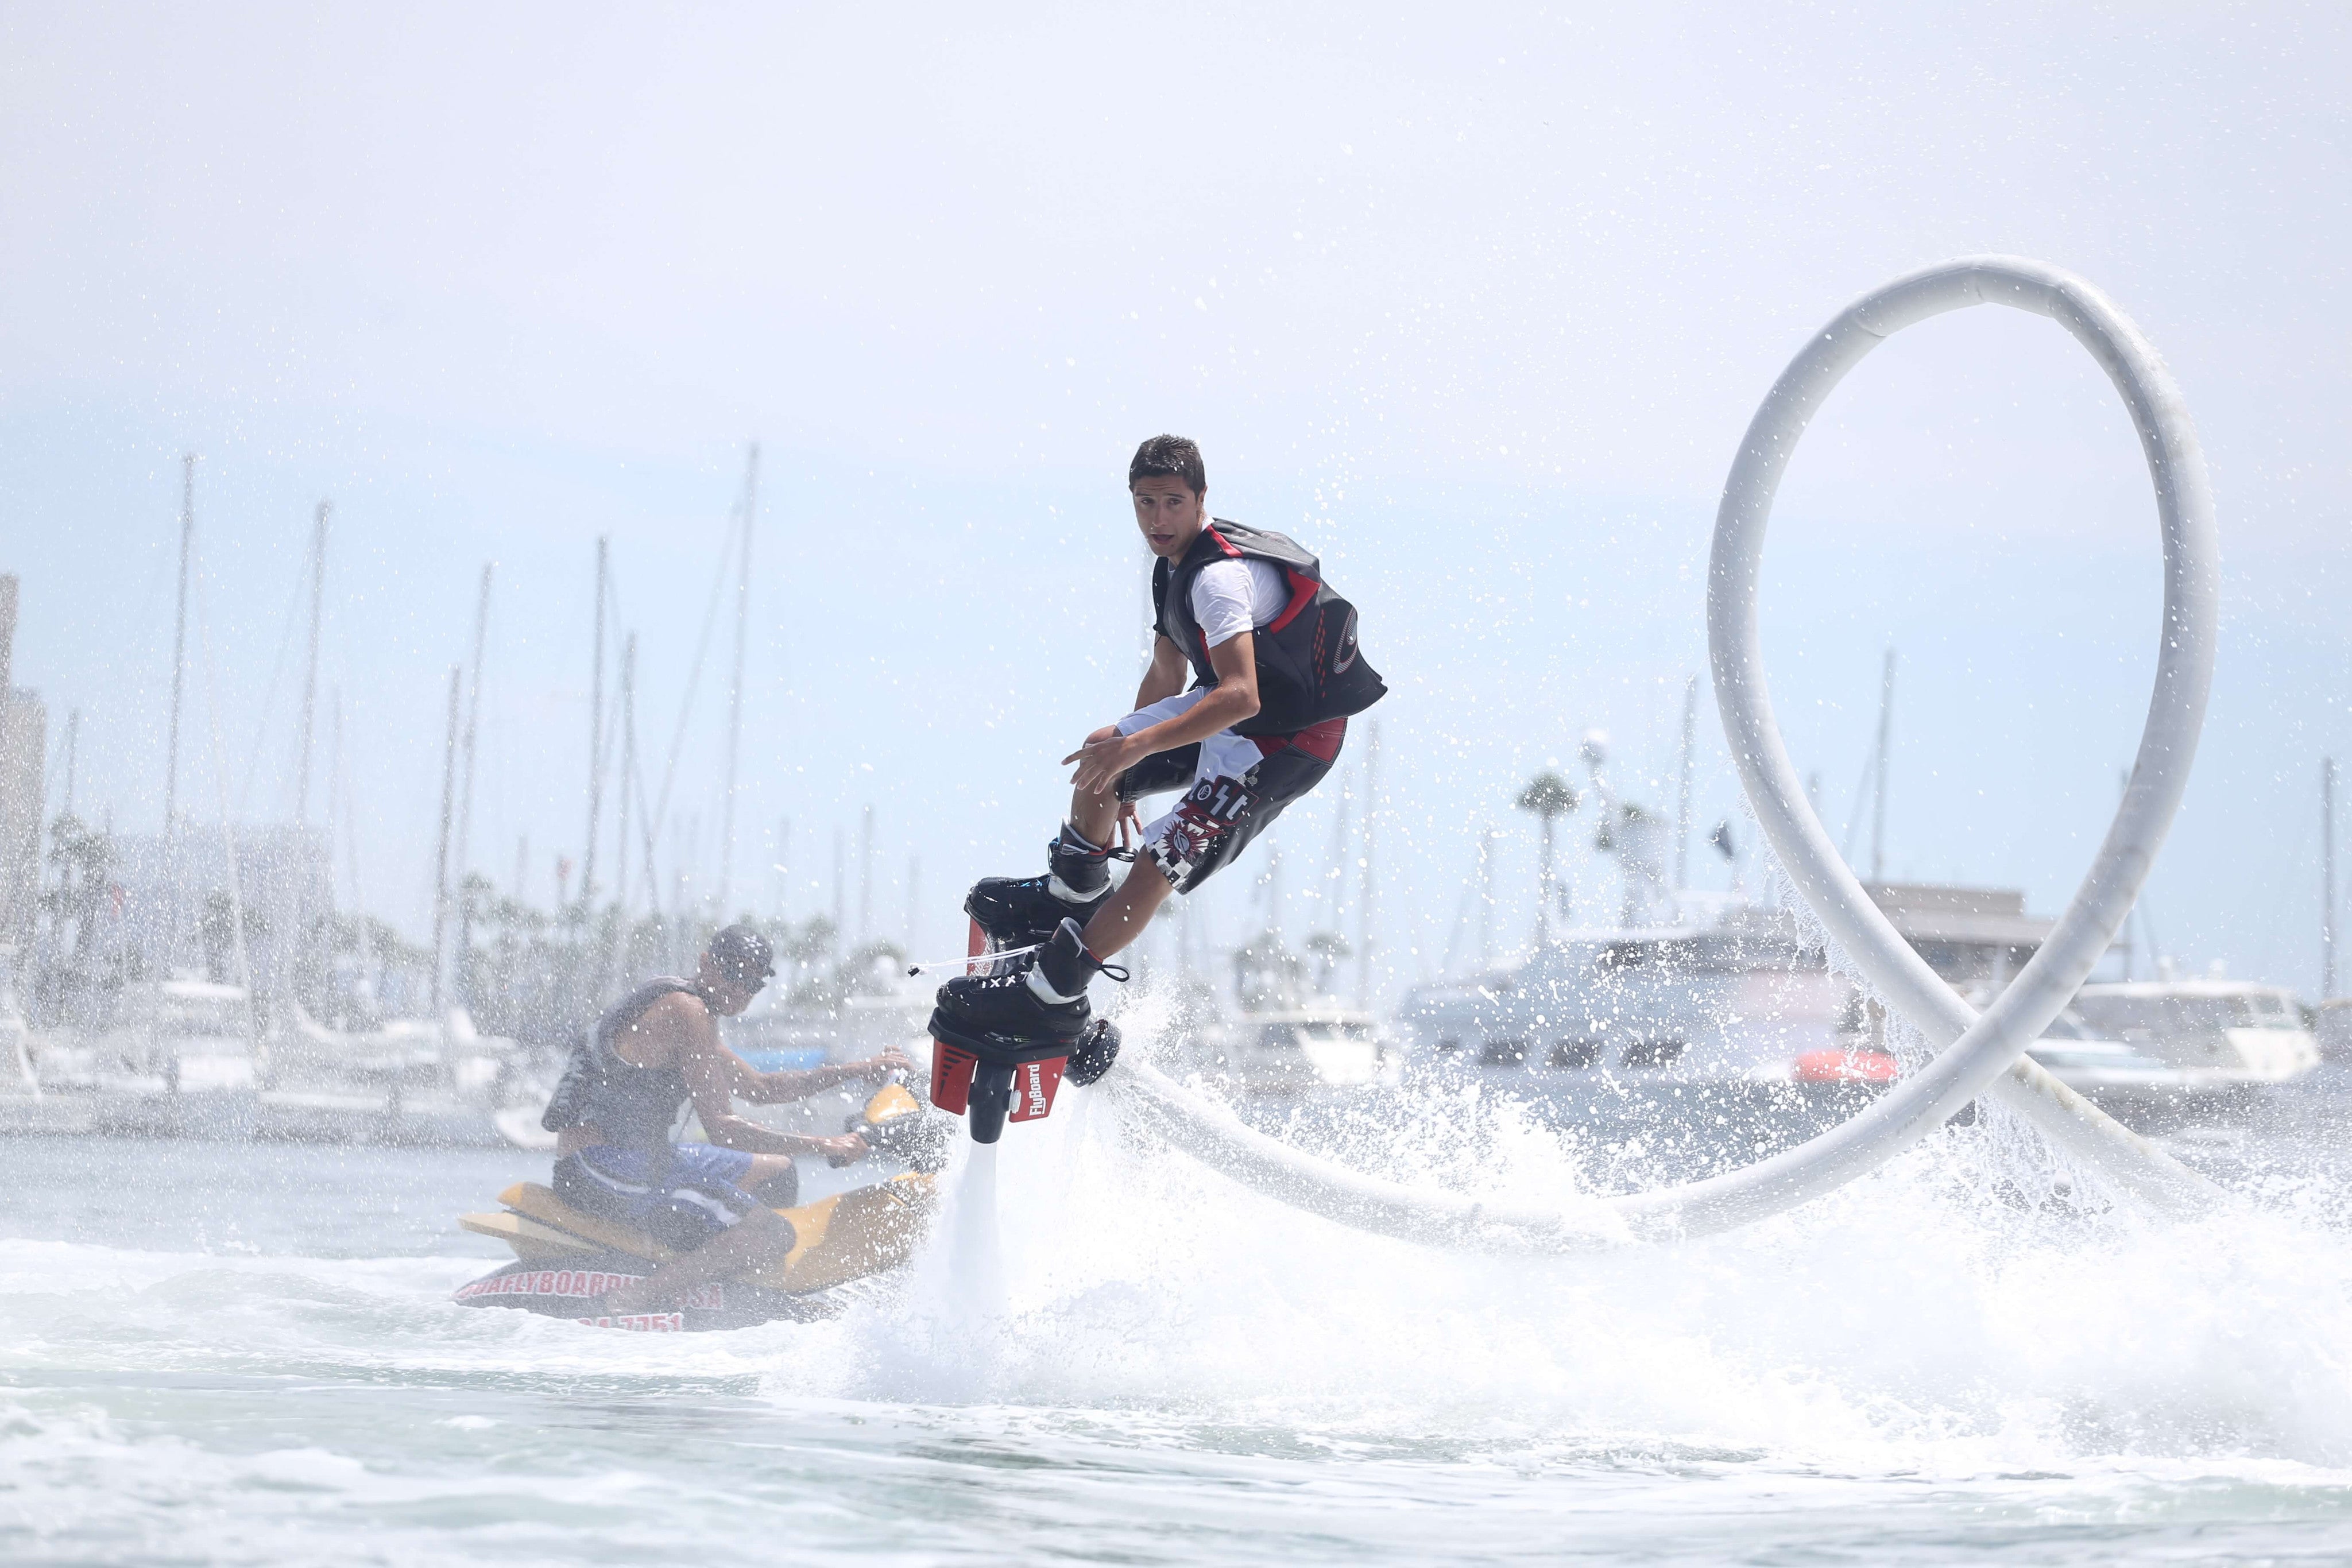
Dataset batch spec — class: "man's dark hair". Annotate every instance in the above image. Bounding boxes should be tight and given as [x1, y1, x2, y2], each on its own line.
[705, 923, 775, 988]
[1129, 435, 1206, 495]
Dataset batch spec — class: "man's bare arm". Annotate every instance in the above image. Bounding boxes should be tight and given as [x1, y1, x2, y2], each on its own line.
[1068, 632, 1260, 796]
[1136, 630, 1259, 745]
[677, 1029, 826, 1157]
[663, 1004, 875, 1160]
[1134, 634, 1189, 710]
[731, 1048, 912, 1105]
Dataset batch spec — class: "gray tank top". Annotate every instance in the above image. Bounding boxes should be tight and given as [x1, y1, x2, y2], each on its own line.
[540, 977, 704, 1147]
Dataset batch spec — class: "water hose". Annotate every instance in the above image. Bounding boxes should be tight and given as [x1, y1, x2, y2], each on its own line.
[1107, 256, 2222, 1246]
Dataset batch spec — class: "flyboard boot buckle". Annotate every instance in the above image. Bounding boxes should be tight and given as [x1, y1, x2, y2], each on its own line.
[926, 1015, 1121, 1144]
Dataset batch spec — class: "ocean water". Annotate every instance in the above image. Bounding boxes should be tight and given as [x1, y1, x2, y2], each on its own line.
[5, 1073, 2352, 1565]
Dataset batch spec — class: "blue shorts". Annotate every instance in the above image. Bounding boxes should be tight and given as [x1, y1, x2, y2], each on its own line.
[554, 1143, 767, 1251]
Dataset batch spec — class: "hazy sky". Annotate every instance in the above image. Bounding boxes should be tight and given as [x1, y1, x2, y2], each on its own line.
[3, 2, 2349, 1000]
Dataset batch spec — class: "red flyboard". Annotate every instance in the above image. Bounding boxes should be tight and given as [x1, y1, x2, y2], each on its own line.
[930, 1042, 979, 1114]
[1007, 1056, 1067, 1122]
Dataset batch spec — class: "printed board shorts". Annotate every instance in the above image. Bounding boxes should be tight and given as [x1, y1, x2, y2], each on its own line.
[552, 1142, 766, 1252]
[1113, 700, 1347, 895]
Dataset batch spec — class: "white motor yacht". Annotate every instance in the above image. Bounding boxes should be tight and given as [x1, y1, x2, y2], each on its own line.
[11, 976, 262, 1137]
[30, 975, 258, 1094]
[1190, 1002, 1402, 1094]
[2048, 980, 2321, 1103]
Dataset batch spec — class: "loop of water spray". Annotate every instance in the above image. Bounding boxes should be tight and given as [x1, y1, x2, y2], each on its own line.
[1104, 255, 2223, 1248]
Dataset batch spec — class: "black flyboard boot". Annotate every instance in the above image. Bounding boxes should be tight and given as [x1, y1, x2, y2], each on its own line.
[931, 917, 1123, 1048]
[966, 825, 1116, 950]
[929, 920, 1128, 1142]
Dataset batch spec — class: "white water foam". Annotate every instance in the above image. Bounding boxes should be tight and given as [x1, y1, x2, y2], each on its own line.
[4, 1073, 2351, 1562]
[756, 1021, 2352, 1478]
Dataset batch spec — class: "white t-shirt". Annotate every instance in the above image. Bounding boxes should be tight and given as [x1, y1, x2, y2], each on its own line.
[1190, 558, 1289, 648]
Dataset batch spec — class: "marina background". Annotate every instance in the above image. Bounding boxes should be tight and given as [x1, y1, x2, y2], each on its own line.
[3, 5, 2350, 1005]
[5, 6, 2352, 1565]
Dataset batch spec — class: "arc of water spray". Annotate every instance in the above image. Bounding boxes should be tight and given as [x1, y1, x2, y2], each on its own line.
[1107, 256, 2222, 1249]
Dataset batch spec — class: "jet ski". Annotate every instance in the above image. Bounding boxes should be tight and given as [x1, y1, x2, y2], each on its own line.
[453, 1081, 951, 1331]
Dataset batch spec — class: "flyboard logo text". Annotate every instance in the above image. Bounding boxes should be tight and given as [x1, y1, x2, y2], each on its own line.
[574, 1313, 686, 1332]
[1009, 1056, 1066, 1122]
[453, 1269, 722, 1310]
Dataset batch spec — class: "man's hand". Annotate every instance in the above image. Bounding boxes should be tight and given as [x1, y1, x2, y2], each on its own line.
[808, 1132, 871, 1167]
[1064, 725, 1139, 797]
[863, 1047, 914, 1081]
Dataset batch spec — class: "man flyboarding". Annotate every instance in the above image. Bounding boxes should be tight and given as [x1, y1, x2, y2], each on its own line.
[930, 435, 1386, 1048]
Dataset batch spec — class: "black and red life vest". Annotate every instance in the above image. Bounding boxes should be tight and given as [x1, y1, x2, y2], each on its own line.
[1151, 520, 1386, 737]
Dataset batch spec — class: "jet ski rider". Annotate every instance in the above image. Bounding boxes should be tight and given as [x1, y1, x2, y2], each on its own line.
[541, 924, 912, 1314]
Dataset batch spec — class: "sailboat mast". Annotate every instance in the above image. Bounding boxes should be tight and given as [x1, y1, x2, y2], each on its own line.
[775, 816, 790, 919]
[334, 693, 362, 913]
[61, 710, 79, 819]
[719, 442, 758, 913]
[1869, 648, 1895, 882]
[905, 853, 919, 955]
[616, 632, 637, 914]
[428, 665, 461, 1024]
[2113, 767, 2137, 981]
[294, 502, 330, 824]
[831, 827, 845, 939]
[1478, 821, 1497, 971]
[858, 802, 874, 946]
[192, 549, 260, 1054]
[332, 691, 376, 1004]
[452, 563, 491, 997]
[582, 538, 608, 907]
[1266, 841, 1282, 938]
[1355, 721, 1379, 1008]
[278, 501, 331, 1009]
[164, 454, 196, 840]
[636, 743, 659, 929]
[1673, 673, 1697, 891]
[1323, 781, 1349, 942]
[2324, 756, 2338, 998]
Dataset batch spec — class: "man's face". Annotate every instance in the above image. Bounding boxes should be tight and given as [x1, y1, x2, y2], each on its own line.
[1131, 475, 1206, 560]
[696, 956, 759, 1016]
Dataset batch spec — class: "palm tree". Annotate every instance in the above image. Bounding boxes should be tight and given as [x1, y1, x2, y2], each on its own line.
[1515, 771, 1581, 946]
